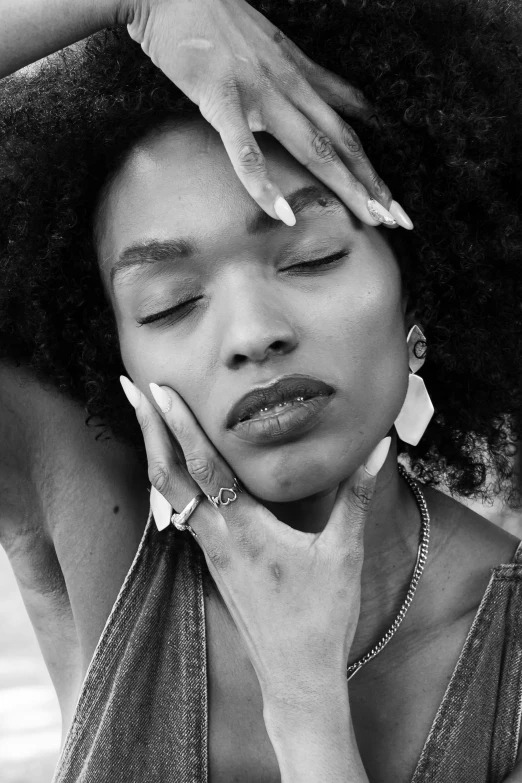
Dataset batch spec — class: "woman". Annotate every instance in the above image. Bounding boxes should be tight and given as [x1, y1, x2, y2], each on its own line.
[1, 0, 522, 781]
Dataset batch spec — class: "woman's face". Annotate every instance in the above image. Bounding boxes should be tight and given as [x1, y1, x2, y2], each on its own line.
[97, 118, 409, 503]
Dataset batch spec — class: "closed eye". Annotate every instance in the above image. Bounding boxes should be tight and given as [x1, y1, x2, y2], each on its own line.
[136, 298, 201, 326]
[137, 250, 348, 326]
[283, 250, 348, 273]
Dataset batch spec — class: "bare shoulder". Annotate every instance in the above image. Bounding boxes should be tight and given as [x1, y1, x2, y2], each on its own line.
[422, 483, 521, 584]
[0, 361, 150, 712]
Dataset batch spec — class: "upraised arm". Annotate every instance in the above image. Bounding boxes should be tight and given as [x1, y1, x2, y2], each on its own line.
[0, 0, 121, 78]
[0, 0, 412, 230]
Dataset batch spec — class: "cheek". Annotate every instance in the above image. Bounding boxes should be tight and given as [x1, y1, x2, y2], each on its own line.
[321, 258, 409, 434]
[118, 327, 197, 401]
[119, 325, 218, 447]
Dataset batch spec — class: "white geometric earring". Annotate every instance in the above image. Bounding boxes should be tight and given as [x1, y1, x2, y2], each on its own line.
[394, 325, 434, 446]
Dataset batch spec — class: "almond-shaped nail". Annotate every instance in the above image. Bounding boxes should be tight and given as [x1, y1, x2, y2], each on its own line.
[364, 436, 392, 477]
[274, 195, 296, 227]
[366, 198, 397, 227]
[120, 375, 141, 409]
[388, 200, 414, 230]
[149, 383, 172, 413]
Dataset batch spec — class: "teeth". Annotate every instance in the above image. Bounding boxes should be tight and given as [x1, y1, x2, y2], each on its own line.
[260, 396, 305, 412]
[244, 396, 306, 420]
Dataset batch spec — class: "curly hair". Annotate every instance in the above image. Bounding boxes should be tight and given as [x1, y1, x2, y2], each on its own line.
[1, 0, 522, 502]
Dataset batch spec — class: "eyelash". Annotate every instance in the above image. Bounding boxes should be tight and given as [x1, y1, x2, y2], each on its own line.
[136, 251, 347, 326]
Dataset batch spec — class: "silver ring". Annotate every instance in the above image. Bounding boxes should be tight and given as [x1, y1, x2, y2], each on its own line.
[206, 477, 243, 509]
[171, 492, 205, 537]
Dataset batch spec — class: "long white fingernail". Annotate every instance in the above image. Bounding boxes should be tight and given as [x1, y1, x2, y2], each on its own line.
[150, 382, 172, 413]
[120, 375, 141, 409]
[274, 196, 296, 226]
[150, 485, 173, 531]
[388, 200, 414, 230]
[364, 436, 392, 477]
[366, 198, 397, 227]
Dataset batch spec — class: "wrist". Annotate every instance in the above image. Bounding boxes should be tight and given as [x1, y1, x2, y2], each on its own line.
[263, 684, 351, 738]
[260, 671, 350, 714]
[262, 691, 369, 783]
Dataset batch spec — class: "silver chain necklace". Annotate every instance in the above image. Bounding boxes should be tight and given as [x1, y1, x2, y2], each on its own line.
[347, 464, 430, 681]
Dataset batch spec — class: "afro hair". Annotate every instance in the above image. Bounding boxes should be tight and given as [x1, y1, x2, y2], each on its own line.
[1, 0, 522, 501]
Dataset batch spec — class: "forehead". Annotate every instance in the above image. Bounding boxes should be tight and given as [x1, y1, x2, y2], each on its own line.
[97, 119, 320, 280]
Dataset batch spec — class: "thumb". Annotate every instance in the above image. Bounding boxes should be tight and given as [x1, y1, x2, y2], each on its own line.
[321, 436, 392, 554]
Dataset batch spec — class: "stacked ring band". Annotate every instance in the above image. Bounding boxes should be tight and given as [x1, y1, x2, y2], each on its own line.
[171, 492, 205, 536]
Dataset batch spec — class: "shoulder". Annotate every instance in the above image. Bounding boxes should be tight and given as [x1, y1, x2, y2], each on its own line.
[422, 483, 521, 578]
[407, 483, 521, 650]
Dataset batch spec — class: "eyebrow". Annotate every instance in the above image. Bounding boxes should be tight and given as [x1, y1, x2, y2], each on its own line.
[109, 184, 349, 290]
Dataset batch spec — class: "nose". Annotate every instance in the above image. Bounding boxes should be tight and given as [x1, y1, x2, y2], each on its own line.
[218, 277, 299, 368]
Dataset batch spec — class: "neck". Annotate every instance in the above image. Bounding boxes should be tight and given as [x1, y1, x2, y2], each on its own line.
[259, 440, 423, 665]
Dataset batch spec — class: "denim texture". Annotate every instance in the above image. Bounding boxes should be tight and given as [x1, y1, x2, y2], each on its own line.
[52, 502, 522, 783]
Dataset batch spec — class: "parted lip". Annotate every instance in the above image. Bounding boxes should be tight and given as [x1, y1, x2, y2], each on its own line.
[226, 374, 335, 429]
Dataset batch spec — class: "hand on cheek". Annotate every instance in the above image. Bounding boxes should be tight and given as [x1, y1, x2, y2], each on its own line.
[120, 373, 391, 700]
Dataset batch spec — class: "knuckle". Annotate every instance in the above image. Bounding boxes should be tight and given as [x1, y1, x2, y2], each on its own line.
[339, 124, 364, 158]
[216, 74, 241, 100]
[199, 76, 240, 125]
[370, 174, 391, 202]
[350, 483, 373, 513]
[309, 131, 338, 165]
[170, 416, 189, 441]
[148, 461, 171, 496]
[135, 408, 152, 435]
[236, 142, 266, 175]
[185, 454, 216, 487]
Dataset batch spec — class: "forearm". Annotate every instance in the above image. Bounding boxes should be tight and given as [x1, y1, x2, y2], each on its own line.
[263, 685, 369, 783]
[0, 0, 126, 79]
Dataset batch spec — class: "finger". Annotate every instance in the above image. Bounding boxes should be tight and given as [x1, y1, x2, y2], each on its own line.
[148, 383, 273, 551]
[264, 98, 396, 227]
[295, 93, 393, 208]
[120, 375, 229, 549]
[320, 437, 392, 556]
[281, 38, 374, 121]
[198, 90, 297, 228]
[296, 94, 414, 229]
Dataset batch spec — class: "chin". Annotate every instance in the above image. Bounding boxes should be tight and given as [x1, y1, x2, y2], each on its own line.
[234, 454, 352, 505]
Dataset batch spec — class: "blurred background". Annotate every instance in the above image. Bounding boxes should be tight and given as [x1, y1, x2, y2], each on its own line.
[1, 494, 521, 783]
[0, 547, 61, 783]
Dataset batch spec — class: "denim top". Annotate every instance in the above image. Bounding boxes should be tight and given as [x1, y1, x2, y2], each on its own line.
[52, 496, 522, 783]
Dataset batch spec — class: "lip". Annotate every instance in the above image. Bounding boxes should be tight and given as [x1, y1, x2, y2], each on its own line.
[226, 373, 335, 428]
[230, 393, 334, 445]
